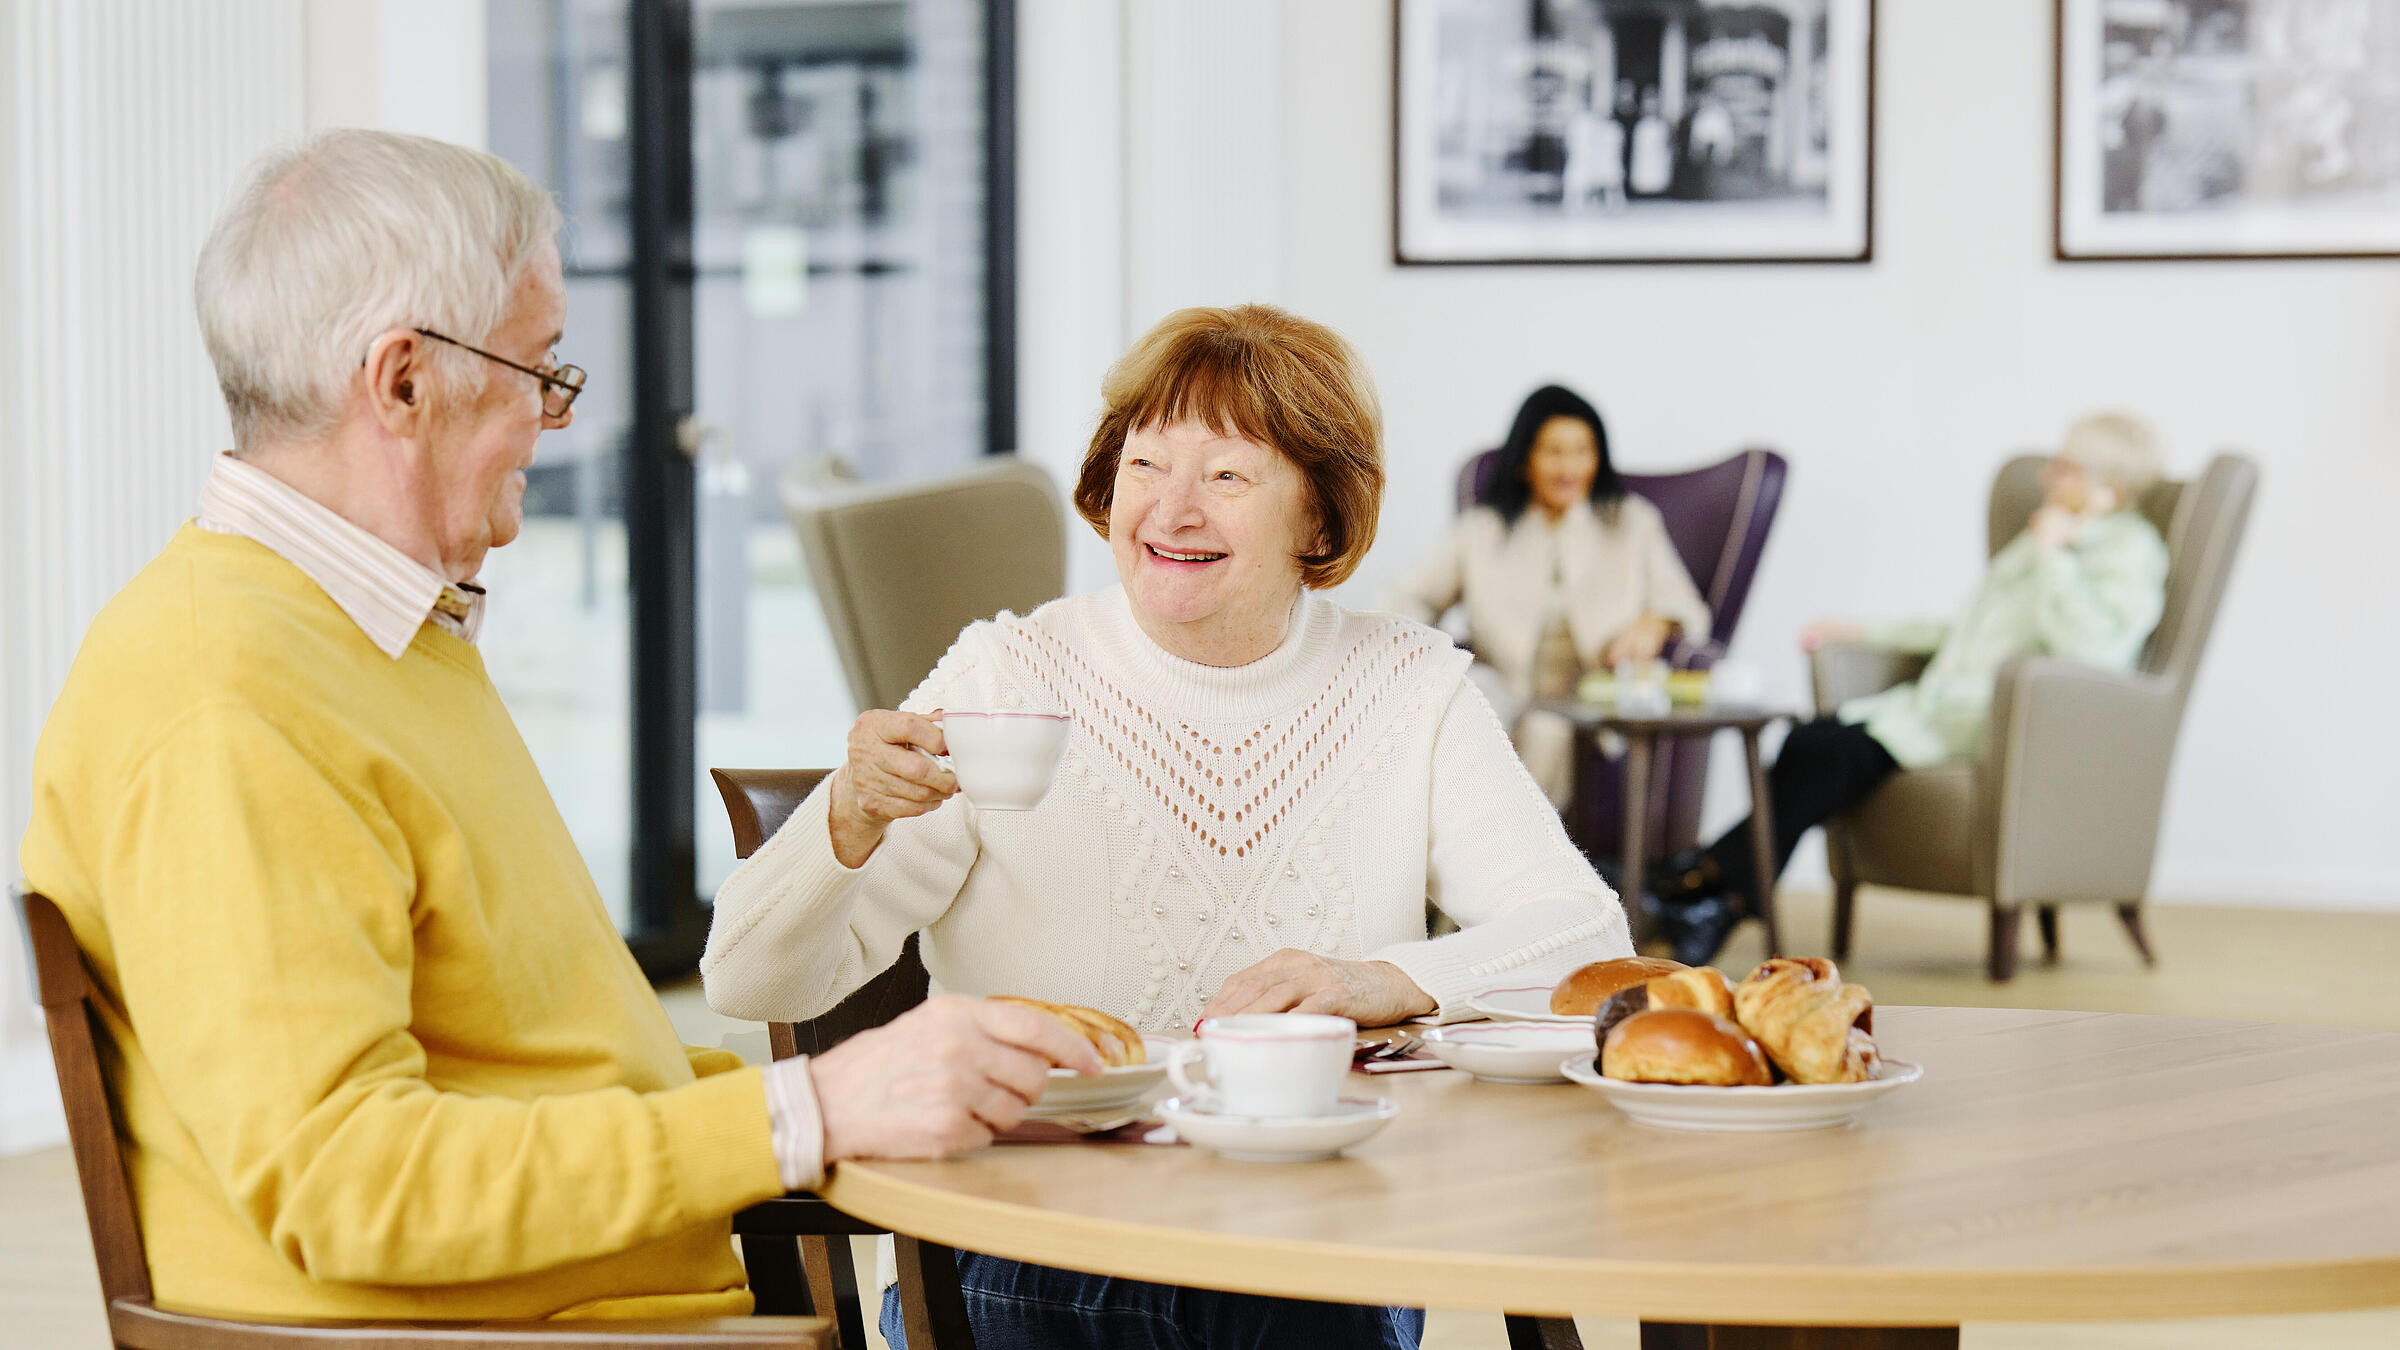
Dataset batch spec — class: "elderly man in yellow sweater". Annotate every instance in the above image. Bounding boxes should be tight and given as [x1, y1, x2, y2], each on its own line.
[17, 129, 1097, 1323]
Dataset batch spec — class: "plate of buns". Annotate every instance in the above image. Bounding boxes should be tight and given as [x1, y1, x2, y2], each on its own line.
[990, 997, 1174, 1118]
[1551, 957, 1921, 1130]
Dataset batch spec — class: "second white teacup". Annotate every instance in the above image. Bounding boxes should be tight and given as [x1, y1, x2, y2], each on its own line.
[940, 710, 1069, 811]
[1167, 1013, 1356, 1118]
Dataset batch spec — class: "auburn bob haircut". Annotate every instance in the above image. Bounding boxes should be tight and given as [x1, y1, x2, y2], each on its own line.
[1073, 303, 1383, 589]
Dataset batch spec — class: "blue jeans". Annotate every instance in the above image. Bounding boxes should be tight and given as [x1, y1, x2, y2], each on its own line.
[877, 1252, 1424, 1349]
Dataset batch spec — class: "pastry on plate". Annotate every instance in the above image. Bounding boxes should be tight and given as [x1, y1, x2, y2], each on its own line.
[1733, 957, 1877, 1084]
[988, 997, 1147, 1067]
[1549, 955, 1687, 1016]
[1592, 966, 1738, 1045]
[1599, 1008, 1772, 1087]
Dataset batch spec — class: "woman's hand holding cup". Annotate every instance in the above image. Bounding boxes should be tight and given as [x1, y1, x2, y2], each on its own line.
[829, 709, 957, 868]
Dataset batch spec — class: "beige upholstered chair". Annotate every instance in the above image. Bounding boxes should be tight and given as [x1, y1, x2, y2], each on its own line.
[1811, 452, 2258, 981]
[783, 458, 1067, 713]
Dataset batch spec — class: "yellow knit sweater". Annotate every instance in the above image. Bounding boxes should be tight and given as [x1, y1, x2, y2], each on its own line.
[20, 525, 784, 1320]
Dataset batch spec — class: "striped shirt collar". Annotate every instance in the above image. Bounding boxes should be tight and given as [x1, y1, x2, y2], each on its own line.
[196, 451, 486, 659]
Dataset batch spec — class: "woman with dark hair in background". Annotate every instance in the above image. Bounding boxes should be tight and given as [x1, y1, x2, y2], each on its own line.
[1392, 384, 1708, 808]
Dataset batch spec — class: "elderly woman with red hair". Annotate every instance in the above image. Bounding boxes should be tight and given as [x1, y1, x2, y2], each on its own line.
[703, 303, 1628, 1347]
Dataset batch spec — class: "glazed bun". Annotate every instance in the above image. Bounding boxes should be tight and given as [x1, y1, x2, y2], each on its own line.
[988, 997, 1146, 1067]
[1549, 956, 1687, 1016]
[1592, 967, 1738, 1047]
[1600, 1009, 1772, 1087]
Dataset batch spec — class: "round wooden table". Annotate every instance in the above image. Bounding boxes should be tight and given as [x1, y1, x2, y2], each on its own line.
[819, 1006, 2400, 1348]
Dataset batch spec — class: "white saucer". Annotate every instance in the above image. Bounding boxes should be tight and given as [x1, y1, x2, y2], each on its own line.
[1155, 1095, 1399, 1161]
[1464, 986, 1587, 1024]
[1562, 1053, 1924, 1131]
[1028, 1036, 1176, 1119]
[1420, 1022, 1595, 1083]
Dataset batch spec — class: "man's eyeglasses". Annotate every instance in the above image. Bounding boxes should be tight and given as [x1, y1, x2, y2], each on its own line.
[414, 327, 586, 419]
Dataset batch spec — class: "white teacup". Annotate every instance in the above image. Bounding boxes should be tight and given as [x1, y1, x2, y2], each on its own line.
[940, 710, 1069, 811]
[1166, 1013, 1356, 1118]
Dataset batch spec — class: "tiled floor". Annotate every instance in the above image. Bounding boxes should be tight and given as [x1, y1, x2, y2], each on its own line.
[11, 889, 2398, 1348]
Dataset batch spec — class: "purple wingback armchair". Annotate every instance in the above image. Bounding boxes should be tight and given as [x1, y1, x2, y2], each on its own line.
[1454, 447, 1789, 862]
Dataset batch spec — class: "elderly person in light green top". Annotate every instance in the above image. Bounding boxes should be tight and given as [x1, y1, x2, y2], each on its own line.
[1652, 412, 2172, 964]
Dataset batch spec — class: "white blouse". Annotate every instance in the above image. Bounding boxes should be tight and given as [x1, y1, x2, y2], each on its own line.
[1391, 496, 1711, 693]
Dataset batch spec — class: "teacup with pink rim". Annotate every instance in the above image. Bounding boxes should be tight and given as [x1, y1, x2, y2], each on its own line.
[1167, 1013, 1357, 1118]
[939, 709, 1070, 810]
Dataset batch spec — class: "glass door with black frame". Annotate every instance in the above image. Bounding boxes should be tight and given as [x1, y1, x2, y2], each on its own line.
[687, 0, 1003, 899]
[482, 0, 1007, 965]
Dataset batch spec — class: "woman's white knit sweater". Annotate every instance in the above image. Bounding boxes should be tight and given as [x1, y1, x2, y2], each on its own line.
[700, 586, 1630, 1030]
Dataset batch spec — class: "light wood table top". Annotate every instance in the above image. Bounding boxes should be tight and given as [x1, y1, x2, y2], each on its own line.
[818, 1006, 2400, 1327]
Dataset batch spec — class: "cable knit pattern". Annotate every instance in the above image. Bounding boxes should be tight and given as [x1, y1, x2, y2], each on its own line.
[702, 587, 1630, 1030]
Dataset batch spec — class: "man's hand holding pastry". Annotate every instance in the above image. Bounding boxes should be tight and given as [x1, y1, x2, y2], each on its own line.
[810, 994, 1102, 1162]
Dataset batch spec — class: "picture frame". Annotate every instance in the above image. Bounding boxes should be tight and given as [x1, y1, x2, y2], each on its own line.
[2055, 0, 2400, 261]
[1392, 0, 1876, 265]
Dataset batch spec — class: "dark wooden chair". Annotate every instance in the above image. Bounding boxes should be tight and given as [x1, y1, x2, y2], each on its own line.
[16, 888, 829, 1350]
[711, 769, 973, 1350]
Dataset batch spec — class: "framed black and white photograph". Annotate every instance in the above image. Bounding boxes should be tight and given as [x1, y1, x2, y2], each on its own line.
[2057, 0, 2400, 260]
[1393, 0, 1876, 265]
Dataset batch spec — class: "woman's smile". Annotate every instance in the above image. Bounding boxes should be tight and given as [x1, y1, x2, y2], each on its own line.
[1143, 542, 1229, 567]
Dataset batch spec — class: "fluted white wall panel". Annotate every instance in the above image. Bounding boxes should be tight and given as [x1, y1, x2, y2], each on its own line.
[2, 0, 305, 1153]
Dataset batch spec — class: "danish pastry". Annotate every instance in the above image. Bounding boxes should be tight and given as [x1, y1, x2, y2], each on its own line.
[1732, 957, 1877, 1084]
[988, 997, 1147, 1067]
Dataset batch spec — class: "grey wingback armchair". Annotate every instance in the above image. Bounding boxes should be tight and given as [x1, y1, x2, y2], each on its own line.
[784, 458, 1067, 713]
[1810, 452, 2257, 981]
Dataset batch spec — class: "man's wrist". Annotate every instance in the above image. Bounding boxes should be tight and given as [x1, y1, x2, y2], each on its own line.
[1369, 961, 1438, 1018]
[761, 1055, 829, 1192]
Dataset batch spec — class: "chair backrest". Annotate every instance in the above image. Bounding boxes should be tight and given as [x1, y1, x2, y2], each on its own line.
[1986, 451, 2258, 688]
[708, 770, 929, 1061]
[1455, 446, 1789, 645]
[17, 890, 153, 1306]
[783, 458, 1067, 713]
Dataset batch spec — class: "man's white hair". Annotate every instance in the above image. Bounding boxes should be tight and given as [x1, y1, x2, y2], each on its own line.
[195, 129, 562, 447]
[2058, 411, 2166, 502]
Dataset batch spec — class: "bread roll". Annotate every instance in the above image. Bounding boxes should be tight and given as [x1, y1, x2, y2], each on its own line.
[1592, 967, 1737, 1046]
[988, 997, 1146, 1067]
[1549, 956, 1686, 1016]
[1600, 1009, 1772, 1086]
[1732, 958, 1877, 1084]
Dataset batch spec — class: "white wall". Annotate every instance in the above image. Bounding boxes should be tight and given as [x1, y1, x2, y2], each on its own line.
[1023, 0, 2400, 909]
[302, 0, 488, 149]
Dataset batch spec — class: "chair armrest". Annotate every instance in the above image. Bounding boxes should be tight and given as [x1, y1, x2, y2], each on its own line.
[1983, 655, 2183, 905]
[1808, 643, 1930, 715]
[114, 1297, 830, 1349]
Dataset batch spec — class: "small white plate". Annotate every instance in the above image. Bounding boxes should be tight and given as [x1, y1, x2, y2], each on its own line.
[1561, 1053, 1924, 1131]
[1421, 1022, 1595, 1083]
[1028, 1036, 1176, 1119]
[1465, 986, 1587, 1024]
[1156, 1095, 1398, 1161]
